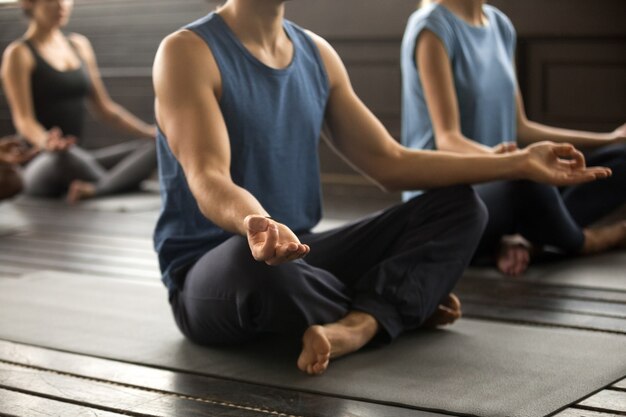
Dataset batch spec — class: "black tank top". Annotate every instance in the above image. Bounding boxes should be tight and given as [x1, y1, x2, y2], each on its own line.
[25, 37, 91, 140]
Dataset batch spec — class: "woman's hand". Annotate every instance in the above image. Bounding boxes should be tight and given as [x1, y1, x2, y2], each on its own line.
[0, 136, 38, 165]
[521, 141, 611, 186]
[44, 127, 76, 152]
[245, 215, 310, 266]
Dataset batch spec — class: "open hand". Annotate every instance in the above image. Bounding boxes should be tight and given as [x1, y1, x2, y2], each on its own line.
[45, 127, 76, 152]
[0, 137, 38, 165]
[245, 215, 310, 266]
[522, 141, 611, 186]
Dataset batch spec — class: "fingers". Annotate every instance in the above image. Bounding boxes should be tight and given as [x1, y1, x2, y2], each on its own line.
[0, 140, 38, 164]
[245, 215, 310, 265]
[550, 142, 586, 167]
[45, 128, 75, 152]
[553, 167, 612, 186]
[267, 243, 309, 265]
[244, 214, 270, 233]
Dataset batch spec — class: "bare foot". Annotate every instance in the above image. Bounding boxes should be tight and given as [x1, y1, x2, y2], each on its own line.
[497, 235, 531, 277]
[297, 311, 378, 376]
[67, 180, 96, 204]
[423, 293, 462, 328]
[582, 221, 626, 254]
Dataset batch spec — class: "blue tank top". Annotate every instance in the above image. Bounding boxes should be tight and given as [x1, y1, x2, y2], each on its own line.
[154, 13, 329, 291]
[401, 4, 517, 200]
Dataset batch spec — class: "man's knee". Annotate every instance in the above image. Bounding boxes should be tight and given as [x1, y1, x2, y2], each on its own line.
[437, 185, 489, 233]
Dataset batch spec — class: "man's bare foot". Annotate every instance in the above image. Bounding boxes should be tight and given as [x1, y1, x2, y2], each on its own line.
[423, 293, 462, 328]
[297, 311, 378, 376]
[582, 221, 626, 254]
[497, 235, 531, 277]
[67, 180, 96, 204]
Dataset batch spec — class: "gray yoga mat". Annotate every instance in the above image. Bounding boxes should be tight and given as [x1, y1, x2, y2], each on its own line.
[0, 203, 29, 236]
[464, 251, 626, 291]
[1, 271, 625, 417]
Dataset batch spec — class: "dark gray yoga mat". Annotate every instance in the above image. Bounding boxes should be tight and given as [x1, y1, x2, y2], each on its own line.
[0, 203, 29, 236]
[464, 251, 626, 291]
[1, 272, 625, 417]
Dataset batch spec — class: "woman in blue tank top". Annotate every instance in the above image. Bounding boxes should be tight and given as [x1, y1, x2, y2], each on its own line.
[1, 0, 157, 203]
[402, 0, 626, 276]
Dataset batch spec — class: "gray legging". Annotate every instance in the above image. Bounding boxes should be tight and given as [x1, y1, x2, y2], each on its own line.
[23, 140, 157, 198]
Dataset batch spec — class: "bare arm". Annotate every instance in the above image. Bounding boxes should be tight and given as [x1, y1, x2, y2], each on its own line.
[310, 32, 610, 191]
[515, 90, 625, 148]
[71, 34, 156, 139]
[1, 42, 54, 148]
[417, 30, 497, 155]
[153, 30, 308, 264]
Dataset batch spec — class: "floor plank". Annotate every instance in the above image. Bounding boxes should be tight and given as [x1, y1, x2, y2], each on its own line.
[0, 361, 279, 417]
[554, 408, 623, 416]
[614, 378, 626, 390]
[0, 252, 158, 281]
[0, 388, 128, 417]
[577, 390, 626, 413]
[0, 340, 446, 417]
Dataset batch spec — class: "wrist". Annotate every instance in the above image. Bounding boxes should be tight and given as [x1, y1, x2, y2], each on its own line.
[504, 150, 529, 180]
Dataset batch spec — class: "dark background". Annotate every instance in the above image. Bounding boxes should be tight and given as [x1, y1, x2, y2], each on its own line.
[1, 0, 624, 196]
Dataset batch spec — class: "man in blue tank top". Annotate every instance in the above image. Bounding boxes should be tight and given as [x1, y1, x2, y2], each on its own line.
[153, 0, 611, 375]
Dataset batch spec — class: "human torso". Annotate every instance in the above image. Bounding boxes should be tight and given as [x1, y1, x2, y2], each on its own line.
[401, 4, 517, 151]
[24, 34, 91, 139]
[154, 13, 330, 291]
[401, 4, 517, 200]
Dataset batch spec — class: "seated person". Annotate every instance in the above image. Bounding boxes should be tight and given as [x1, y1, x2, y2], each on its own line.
[401, 0, 626, 275]
[1, 0, 157, 203]
[152, 0, 609, 375]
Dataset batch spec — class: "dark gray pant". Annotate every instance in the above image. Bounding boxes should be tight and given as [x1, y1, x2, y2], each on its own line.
[171, 186, 488, 346]
[473, 143, 626, 260]
[22, 140, 157, 198]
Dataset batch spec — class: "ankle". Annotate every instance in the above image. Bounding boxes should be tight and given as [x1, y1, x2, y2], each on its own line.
[323, 311, 378, 356]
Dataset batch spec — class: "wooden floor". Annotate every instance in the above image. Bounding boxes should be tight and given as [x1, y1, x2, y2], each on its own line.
[0, 194, 625, 417]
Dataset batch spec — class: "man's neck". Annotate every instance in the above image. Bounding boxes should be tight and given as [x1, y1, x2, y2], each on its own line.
[218, 0, 286, 52]
[439, 0, 486, 27]
[217, 0, 293, 69]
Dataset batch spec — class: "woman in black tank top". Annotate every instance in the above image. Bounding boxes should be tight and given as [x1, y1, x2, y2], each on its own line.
[1, 0, 157, 202]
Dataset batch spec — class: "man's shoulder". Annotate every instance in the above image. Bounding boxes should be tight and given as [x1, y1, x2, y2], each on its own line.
[159, 29, 211, 60]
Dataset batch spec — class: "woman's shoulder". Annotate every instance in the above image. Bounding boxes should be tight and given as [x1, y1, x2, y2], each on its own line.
[66, 32, 97, 62]
[1, 39, 35, 70]
[67, 33, 92, 52]
[484, 5, 515, 36]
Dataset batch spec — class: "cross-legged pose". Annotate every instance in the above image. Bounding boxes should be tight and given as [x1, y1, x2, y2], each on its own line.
[0, 135, 38, 201]
[401, 0, 626, 276]
[153, 0, 609, 375]
[1, 0, 157, 203]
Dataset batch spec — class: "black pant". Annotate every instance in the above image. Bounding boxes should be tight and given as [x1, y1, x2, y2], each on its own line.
[170, 186, 487, 346]
[474, 143, 626, 258]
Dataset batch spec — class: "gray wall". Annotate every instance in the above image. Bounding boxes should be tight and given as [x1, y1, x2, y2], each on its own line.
[1, 0, 624, 193]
